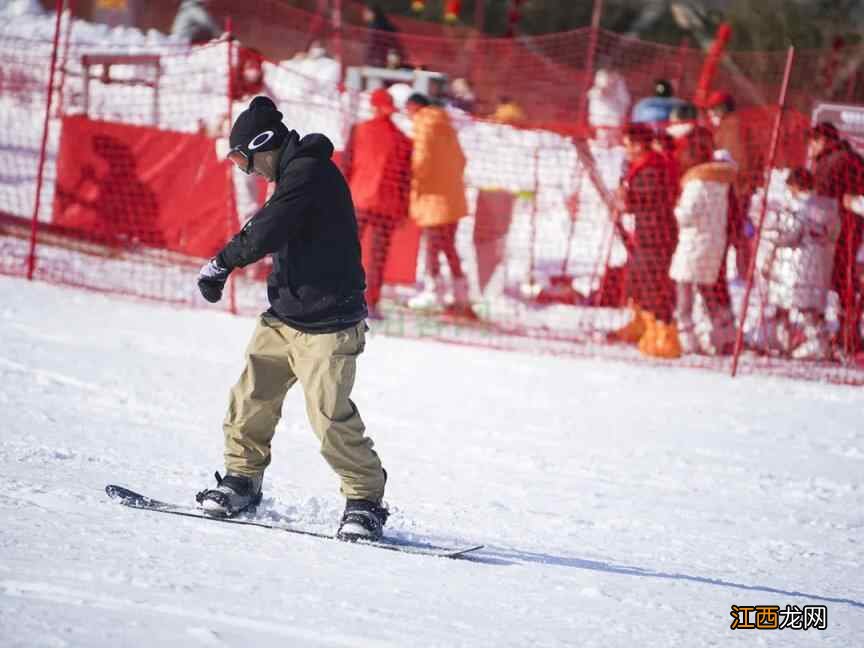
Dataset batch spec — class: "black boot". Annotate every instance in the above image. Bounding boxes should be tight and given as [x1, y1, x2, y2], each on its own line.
[195, 472, 262, 517]
[336, 499, 389, 542]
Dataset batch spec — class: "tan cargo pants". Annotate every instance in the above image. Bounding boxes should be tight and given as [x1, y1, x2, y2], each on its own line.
[223, 314, 385, 502]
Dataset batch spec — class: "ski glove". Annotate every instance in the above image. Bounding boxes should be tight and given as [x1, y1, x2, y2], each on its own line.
[197, 257, 231, 303]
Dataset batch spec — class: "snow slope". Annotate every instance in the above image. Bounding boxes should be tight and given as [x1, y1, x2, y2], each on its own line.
[1, 275, 862, 647]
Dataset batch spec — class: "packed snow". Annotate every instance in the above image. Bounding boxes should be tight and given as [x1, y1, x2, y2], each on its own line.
[1, 274, 862, 647]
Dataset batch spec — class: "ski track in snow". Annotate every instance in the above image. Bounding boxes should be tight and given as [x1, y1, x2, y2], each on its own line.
[1, 275, 863, 647]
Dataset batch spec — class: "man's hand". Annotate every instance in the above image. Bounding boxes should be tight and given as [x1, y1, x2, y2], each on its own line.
[197, 257, 231, 303]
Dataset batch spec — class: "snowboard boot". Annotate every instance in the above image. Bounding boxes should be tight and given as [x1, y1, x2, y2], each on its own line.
[196, 472, 262, 517]
[336, 499, 389, 542]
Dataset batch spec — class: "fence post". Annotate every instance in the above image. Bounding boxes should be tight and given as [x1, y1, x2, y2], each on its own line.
[225, 17, 238, 315]
[26, 0, 65, 281]
[730, 46, 795, 378]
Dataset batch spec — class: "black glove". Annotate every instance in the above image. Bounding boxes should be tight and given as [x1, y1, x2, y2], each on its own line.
[197, 257, 231, 303]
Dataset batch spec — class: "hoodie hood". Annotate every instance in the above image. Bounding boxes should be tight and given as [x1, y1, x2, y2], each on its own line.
[276, 132, 335, 180]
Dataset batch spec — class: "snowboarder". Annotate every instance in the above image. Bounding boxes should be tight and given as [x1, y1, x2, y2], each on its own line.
[195, 96, 388, 542]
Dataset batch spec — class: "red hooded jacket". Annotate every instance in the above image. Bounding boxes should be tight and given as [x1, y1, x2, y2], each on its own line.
[343, 115, 412, 222]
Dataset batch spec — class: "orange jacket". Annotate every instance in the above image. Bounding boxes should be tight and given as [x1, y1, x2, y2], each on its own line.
[409, 106, 468, 227]
[344, 115, 412, 222]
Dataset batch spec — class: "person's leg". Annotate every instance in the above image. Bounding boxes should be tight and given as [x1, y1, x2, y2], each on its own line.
[636, 250, 675, 323]
[733, 193, 753, 281]
[675, 282, 699, 353]
[439, 222, 474, 310]
[292, 322, 386, 503]
[425, 226, 444, 278]
[638, 252, 680, 358]
[223, 314, 298, 480]
[440, 222, 465, 280]
[699, 280, 736, 355]
[610, 252, 646, 343]
[409, 226, 447, 309]
[366, 219, 394, 309]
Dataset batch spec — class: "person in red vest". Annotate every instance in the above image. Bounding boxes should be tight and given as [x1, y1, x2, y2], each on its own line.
[342, 88, 412, 318]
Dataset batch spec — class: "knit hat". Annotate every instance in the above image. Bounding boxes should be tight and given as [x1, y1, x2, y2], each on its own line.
[229, 96, 289, 157]
[654, 79, 674, 98]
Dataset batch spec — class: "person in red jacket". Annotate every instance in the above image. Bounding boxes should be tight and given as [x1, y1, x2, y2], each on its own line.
[807, 122, 864, 355]
[342, 88, 412, 317]
[610, 123, 680, 357]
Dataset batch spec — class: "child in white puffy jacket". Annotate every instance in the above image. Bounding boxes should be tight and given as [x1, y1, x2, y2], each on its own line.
[764, 168, 841, 360]
[670, 128, 737, 354]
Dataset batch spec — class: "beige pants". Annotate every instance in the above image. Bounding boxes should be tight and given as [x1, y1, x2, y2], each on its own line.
[223, 314, 385, 502]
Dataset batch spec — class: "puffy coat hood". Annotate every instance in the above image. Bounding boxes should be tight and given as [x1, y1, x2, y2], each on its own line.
[681, 161, 737, 185]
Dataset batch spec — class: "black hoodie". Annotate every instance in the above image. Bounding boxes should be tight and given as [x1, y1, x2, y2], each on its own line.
[218, 131, 367, 333]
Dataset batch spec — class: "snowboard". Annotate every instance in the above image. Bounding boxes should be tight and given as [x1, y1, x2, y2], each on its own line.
[105, 485, 483, 560]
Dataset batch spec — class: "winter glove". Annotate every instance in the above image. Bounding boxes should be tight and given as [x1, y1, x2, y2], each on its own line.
[197, 257, 231, 303]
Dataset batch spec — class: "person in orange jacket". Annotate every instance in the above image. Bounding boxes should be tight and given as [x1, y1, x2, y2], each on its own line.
[342, 88, 412, 317]
[404, 93, 474, 316]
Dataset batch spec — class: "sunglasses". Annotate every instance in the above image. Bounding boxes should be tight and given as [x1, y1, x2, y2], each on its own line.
[227, 147, 254, 175]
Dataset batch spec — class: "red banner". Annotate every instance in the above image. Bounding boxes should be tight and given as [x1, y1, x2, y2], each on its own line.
[53, 116, 232, 258]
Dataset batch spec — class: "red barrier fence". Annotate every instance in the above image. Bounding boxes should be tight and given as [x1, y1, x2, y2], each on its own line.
[2, 2, 863, 386]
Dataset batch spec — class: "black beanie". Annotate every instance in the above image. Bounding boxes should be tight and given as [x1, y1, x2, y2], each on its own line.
[229, 96, 289, 155]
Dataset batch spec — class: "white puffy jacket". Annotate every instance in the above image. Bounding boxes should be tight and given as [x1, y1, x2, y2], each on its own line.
[669, 161, 737, 284]
[765, 194, 841, 311]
